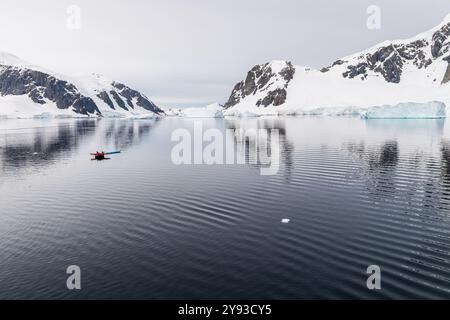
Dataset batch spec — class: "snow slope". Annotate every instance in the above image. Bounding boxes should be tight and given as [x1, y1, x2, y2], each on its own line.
[0, 52, 163, 118]
[223, 14, 450, 117]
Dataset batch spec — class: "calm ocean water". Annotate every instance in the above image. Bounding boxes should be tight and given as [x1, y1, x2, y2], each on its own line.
[0, 117, 449, 299]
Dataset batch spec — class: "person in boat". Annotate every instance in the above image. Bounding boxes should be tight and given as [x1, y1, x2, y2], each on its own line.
[92, 151, 107, 160]
[91, 150, 120, 160]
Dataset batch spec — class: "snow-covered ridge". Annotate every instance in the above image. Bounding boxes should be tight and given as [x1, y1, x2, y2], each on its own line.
[223, 14, 450, 117]
[0, 52, 163, 119]
[0, 52, 26, 67]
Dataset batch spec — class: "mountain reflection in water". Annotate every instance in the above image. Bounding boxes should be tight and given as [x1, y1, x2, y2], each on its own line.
[0, 117, 449, 299]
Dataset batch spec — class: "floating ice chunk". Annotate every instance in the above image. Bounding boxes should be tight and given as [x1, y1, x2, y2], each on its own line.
[33, 112, 53, 119]
[300, 106, 363, 117]
[98, 110, 126, 118]
[54, 114, 75, 119]
[361, 101, 446, 119]
[181, 103, 224, 118]
[281, 219, 290, 224]
[163, 108, 182, 117]
[127, 113, 160, 119]
[233, 111, 261, 118]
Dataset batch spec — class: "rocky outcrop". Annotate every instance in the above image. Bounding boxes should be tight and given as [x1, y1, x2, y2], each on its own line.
[96, 82, 162, 114]
[256, 88, 287, 107]
[0, 62, 163, 117]
[431, 23, 450, 58]
[337, 40, 433, 83]
[96, 91, 115, 109]
[224, 61, 295, 109]
[442, 63, 450, 84]
[0, 67, 100, 115]
[324, 20, 450, 84]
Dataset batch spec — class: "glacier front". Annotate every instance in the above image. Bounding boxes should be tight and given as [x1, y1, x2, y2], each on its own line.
[361, 101, 446, 119]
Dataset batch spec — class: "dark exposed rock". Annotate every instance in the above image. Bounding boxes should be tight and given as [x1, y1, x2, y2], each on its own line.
[341, 44, 404, 83]
[97, 91, 115, 109]
[340, 43, 425, 83]
[442, 63, 450, 84]
[136, 95, 160, 112]
[256, 65, 273, 91]
[333, 22, 450, 84]
[369, 45, 395, 64]
[72, 97, 99, 115]
[0, 67, 101, 115]
[224, 61, 295, 109]
[431, 24, 450, 58]
[242, 65, 260, 96]
[96, 82, 163, 114]
[332, 60, 346, 67]
[280, 62, 295, 82]
[256, 88, 287, 107]
[377, 53, 404, 83]
[112, 82, 133, 108]
[109, 90, 127, 110]
[343, 62, 368, 80]
[0, 62, 163, 116]
[29, 88, 46, 104]
[111, 81, 162, 114]
[224, 82, 243, 108]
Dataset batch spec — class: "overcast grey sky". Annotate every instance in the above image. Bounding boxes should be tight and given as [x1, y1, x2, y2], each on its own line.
[0, 0, 449, 107]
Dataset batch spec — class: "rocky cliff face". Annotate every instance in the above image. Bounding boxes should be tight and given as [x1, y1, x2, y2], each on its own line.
[96, 81, 160, 114]
[0, 66, 100, 115]
[224, 61, 295, 109]
[442, 57, 450, 84]
[321, 16, 450, 84]
[0, 54, 163, 118]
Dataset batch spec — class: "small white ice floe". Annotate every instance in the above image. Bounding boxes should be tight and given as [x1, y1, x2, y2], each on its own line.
[281, 219, 290, 224]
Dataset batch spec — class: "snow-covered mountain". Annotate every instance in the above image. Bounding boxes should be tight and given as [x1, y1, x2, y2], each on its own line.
[223, 14, 450, 116]
[0, 52, 163, 118]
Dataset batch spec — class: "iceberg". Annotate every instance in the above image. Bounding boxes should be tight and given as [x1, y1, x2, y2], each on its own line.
[230, 111, 261, 118]
[126, 113, 160, 119]
[32, 112, 53, 119]
[299, 106, 363, 117]
[361, 101, 446, 119]
[163, 108, 183, 117]
[181, 103, 224, 118]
